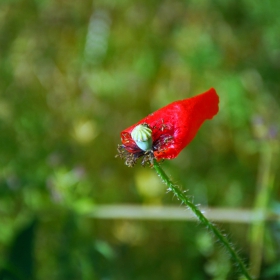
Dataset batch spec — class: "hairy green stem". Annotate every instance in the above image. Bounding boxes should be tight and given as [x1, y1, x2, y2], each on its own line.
[152, 160, 252, 280]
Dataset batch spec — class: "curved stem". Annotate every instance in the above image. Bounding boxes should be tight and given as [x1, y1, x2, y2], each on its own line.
[152, 160, 252, 280]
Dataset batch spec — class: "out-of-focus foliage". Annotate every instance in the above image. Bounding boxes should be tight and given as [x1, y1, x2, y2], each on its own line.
[0, 0, 280, 279]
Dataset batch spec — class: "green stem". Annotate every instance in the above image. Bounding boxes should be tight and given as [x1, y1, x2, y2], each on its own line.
[152, 160, 252, 280]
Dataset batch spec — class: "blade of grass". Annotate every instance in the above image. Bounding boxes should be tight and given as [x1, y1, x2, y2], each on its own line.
[250, 141, 276, 278]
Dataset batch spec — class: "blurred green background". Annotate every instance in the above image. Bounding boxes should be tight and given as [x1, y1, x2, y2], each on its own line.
[0, 0, 280, 279]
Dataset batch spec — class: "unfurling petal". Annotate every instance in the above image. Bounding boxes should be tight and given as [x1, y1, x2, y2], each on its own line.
[119, 88, 219, 163]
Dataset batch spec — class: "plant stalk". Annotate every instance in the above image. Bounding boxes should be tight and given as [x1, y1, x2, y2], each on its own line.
[152, 159, 252, 280]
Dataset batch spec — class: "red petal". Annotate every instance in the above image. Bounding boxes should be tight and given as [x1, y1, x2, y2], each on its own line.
[121, 88, 219, 160]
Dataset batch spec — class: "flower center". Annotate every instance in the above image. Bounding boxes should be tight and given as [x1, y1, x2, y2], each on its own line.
[131, 124, 152, 151]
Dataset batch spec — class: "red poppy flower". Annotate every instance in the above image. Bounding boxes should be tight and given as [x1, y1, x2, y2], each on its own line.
[117, 88, 219, 167]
